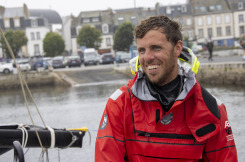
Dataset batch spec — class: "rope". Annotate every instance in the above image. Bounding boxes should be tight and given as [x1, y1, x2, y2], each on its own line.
[0, 28, 46, 153]
[46, 126, 55, 149]
[17, 124, 28, 148]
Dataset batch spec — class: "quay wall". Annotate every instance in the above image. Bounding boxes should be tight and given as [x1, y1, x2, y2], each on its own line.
[0, 71, 69, 90]
[196, 62, 245, 86]
[0, 62, 244, 90]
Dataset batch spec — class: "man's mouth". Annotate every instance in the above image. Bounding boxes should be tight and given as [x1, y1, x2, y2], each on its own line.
[147, 65, 159, 70]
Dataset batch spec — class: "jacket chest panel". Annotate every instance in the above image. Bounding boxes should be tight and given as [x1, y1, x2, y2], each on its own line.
[131, 98, 191, 135]
[124, 96, 205, 160]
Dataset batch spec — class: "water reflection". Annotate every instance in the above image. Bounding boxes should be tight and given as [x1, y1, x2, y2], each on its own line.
[0, 82, 244, 161]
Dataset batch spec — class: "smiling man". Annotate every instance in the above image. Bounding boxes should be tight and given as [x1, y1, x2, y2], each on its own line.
[95, 15, 238, 162]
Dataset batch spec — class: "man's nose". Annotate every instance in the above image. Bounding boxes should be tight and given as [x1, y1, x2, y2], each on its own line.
[144, 49, 154, 61]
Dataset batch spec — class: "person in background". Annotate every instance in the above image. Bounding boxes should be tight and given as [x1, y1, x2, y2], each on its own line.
[95, 15, 238, 161]
[206, 38, 214, 61]
[239, 34, 245, 61]
[12, 62, 18, 74]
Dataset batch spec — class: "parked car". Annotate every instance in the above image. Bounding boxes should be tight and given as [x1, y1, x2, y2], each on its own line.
[52, 56, 66, 69]
[43, 57, 53, 68]
[0, 62, 13, 74]
[83, 48, 99, 66]
[16, 59, 31, 71]
[99, 53, 114, 64]
[67, 55, 81, 67]
[31, 58, 48, 70]
[116, 51, 131, 63]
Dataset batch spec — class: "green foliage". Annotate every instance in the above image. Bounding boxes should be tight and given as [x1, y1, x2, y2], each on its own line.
[183, 36, 192, 48]
[0, 30, 28, 58]
[77, 25, 102, 50]
[43, 32, 65, 57]
[113, 22, 134, 51]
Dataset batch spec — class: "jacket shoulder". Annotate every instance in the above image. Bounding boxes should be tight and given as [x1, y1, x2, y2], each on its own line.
[200, 86, 220, 120]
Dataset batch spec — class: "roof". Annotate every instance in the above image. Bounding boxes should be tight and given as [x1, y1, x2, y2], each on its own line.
[3, 7, 25, 18]
[29, 9, 62, 24]
[159, 4, 192, 17]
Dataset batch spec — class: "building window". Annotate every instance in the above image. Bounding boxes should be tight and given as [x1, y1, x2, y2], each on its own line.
[238, 2, 243, 10]
[198, 17, 203, 26]
[14, 18, 20, 27]
[106, 38, 111, 46]
[181, 5, 187, 13]
[216, 5, 222, 11]
[200, 6, 206, 12]
[31, 20, 38, 27]
[102, 24, 109, 34]
[186, 18, 192, 25]
[83, 18, 90, 23]
[239, 14, 244, 23]
[198, 29, 204, 38]
[226, 26, 231, 36]
[207, 16, 212, 25]
[209, 6, 215, 11]
[217, 27, 222, 36]
[179, 18, 184, 25]
[188, 30, 193, 40]
[4, 19, 10, 28]
[34, 44, 40, 56]
[225, 14, 230, 23]
[92, 17, 99, 22]
[216, 16, 221, 24]
[208, 28, 213, 38]
[31, 32, 35, 40]
[118, 17, 124, 21]
[36, 32, 40, 40]
[166, 7, 171, 14]
[130, 16, 138, 25]
[118, 17, 124, 25]
[239, 26, 245, 35]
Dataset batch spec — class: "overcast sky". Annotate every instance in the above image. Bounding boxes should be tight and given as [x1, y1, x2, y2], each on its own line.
[1, 0, 186, 17]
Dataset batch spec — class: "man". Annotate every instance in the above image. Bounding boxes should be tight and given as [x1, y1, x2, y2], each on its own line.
[206, 38, 214, 61]
[95, 15, 237, 161]
[239, 34, 245, 61]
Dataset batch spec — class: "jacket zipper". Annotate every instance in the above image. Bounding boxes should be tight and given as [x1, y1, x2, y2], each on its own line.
[136, 130, 194, 142]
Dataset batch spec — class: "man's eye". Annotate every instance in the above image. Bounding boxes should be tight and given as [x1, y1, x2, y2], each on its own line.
[138, 49, 145, 53]
[152, 46, 161, 51]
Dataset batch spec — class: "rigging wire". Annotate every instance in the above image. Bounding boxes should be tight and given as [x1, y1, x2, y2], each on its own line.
[0, 28, 46, 153]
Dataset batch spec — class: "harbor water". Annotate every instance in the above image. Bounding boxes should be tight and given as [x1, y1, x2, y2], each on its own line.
[0, 80, 244, 162]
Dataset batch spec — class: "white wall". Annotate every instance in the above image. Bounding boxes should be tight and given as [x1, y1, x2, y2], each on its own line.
[25, 27, 50, 57]
[62, 16, 72, 54]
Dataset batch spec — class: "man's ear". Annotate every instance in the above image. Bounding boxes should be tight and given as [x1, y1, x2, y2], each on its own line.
[174, 40, 183, 57]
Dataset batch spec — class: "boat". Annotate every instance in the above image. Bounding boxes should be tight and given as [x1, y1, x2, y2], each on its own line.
[0, 124, 87, 160]
[0, 28, 88, 161]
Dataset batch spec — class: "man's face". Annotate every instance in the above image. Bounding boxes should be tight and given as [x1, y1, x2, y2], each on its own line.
[137, 30, 182, 86]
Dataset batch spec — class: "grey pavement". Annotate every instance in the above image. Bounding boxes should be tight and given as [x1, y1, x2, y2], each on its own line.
[197, 54, 244, 64]
[196, 49, 245, 64]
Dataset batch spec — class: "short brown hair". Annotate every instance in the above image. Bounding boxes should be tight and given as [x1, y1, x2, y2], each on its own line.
[134, 15, 182, 46]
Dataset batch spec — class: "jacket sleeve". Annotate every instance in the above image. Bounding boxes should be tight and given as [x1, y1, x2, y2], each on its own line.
[203, 103, 238, 162]
[95, 89, 126, 162]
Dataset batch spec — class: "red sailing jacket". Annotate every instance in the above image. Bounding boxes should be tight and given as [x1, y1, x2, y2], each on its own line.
[95, 68, 238, 162]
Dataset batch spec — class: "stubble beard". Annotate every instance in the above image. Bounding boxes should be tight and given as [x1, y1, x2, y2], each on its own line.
[145, 52, 176, 86]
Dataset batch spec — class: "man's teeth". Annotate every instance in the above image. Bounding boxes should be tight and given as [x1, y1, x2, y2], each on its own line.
[148, 65, 158, 70]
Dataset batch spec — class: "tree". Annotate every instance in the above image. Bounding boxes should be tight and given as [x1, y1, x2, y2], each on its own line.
[113, 22, 134, 51]
[77, 25, 102, 50]
[183, 36, 193, 48]
[0, 30, 28, 58]
[43, 32, 65, 57]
